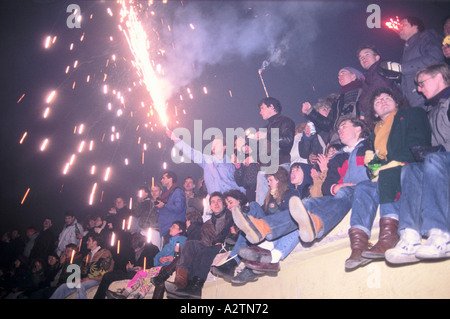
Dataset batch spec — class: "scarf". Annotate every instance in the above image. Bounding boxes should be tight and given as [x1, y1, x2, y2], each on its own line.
[160, 183, 180, 204]
[374, 109, 397, 160]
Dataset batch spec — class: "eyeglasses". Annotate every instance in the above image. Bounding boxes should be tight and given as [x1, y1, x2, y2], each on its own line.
[416, 76, 435, 88]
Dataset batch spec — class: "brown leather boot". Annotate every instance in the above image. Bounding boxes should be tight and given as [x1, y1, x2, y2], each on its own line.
[362, 217, 400, 259]
[174, 267, 189, 289]
[232, 206, 271, 244]
[165, 267, 189, 295]
[345, 227, 371, 271]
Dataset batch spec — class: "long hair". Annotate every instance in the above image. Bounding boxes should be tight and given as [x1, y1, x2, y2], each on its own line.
[264, 166, 289, 211]
[223, 189, 248, 207]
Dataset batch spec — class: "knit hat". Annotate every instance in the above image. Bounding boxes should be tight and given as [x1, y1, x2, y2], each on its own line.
[343, 67, 365, 80]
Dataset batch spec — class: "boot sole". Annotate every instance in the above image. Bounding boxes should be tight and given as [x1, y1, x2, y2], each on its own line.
[289, 196, 316, 243]
[210, 267, 234, 282]
[232, 206, 263, 244]
[344, 258, 372, 272]
[238, 247, 272, 264]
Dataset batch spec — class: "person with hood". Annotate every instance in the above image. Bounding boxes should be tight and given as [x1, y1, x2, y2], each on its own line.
[303, 67, 365, 145]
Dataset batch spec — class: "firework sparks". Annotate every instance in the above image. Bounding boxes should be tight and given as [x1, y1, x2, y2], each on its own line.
[385, 16, 400, 32]
[119, 1, 169, 127]
[21, 188, 31, 205]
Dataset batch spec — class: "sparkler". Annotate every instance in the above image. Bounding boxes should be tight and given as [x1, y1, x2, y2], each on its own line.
[258, 60, 270, 98]
[119, 1, 169, 127]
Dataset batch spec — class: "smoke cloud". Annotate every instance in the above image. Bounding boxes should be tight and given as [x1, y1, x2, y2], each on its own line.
[149, 1, 348, 102]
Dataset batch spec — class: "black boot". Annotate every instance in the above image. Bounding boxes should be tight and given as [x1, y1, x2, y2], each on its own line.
[210, 259, 238, 282]
[173, 276, 205, 299]
[151, 258, 178, 286]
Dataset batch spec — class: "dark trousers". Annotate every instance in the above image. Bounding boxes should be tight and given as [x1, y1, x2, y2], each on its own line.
[93, 270, 136, 299]
[179, 241, 223, 281]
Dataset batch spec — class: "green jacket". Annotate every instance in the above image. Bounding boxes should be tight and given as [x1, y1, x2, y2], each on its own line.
[370, 107, 431, 203]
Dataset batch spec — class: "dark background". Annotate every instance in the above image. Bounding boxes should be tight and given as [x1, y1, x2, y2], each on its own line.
[1, 0, 448, 235]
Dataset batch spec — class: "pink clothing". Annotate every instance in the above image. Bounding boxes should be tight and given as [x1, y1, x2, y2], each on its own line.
[126, 267, 162, 297]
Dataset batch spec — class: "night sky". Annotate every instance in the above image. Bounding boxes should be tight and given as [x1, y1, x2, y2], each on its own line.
[1, 0, 449, 235]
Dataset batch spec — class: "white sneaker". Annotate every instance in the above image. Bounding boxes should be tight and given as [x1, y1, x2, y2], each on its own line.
[385, 229, 421, 264]
[416, 229, 450, 260]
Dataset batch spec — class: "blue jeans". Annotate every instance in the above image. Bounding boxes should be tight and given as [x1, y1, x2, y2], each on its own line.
[271, 230, 300, 260]
[50, 279, 100, 299]
[398, 152, 450, 236]
[263, 186, 356, 240]
[231, 202, 273, 263]
[350, 180, 400, 236]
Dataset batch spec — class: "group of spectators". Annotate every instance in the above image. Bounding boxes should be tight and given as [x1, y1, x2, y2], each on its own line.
[1, 15, 449, 299]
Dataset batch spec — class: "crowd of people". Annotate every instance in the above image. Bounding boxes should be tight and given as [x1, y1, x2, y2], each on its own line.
[1, 16, 449, 299]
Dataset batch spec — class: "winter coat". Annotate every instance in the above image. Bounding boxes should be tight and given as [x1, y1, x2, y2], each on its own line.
[401, 30, 444, 108]
[157, 186, 186, 238]
[262, 113, 296, 165]
[371, 107, 432, 203]
[322, 138, 373, 196]
[358, 60, 402, 121]
[200, 209, 233, 247]
[426, 86, 450, 151]
[153, 235, 187, 267]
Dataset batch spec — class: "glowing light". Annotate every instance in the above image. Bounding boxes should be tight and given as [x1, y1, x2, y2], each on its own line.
[69, 154, 76, 165]
[44, 35, 56, 49]
[21, 188, 31, 205]
[110, 232, 116, 246]
[63, 163, 70, 175]
[40, 138, 49, 151]
[90, 165, 96, 175]
[46, 90, 56, 104]
[89, 182, 98, 205]
[78, 140, 85, 153]
[19, 132, 27, 144]
[127, 215, 133, 230]
[385, 16, 400, 32]
[43, 107, 50, 118]
[17, 93, 25, 103]
[104, 166, 111, 181]
[78, 124, 85, 135]
[119, 1, 168, 127]
[146, 228, 152, 243]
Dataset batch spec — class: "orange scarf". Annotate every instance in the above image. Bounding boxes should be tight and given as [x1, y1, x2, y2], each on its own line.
[374, 109, 397, 160]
